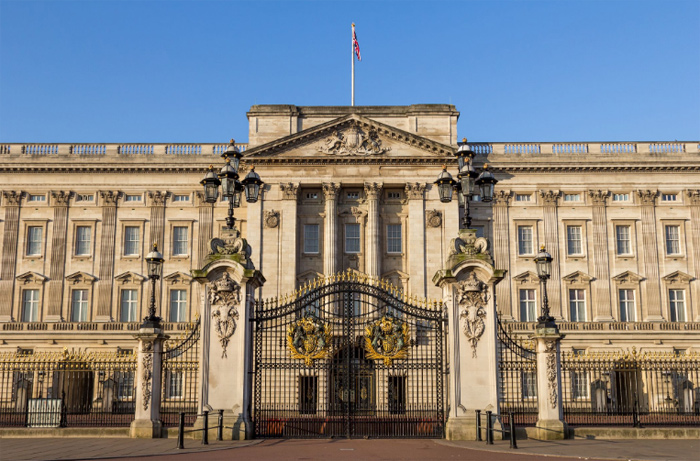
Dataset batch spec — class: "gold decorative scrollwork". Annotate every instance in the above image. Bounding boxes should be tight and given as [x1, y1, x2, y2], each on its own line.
[286, 316, 332, 366]
[364, 315, 410, 366]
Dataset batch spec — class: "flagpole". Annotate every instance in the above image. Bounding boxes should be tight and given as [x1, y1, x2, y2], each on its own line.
[351, 23, 355, 106]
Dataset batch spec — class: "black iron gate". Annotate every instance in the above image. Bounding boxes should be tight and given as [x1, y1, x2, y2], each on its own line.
[161, 319, 200, 427]
[253, 272, 446, 438]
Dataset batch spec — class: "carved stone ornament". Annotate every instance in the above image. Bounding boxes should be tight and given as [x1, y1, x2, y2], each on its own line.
[50, 190, 71, 207]
[208, 272, 241, 359]
[287, 315, 332, 366]
[350, 206, 366, 221]
[364, 182, 383, 200]
[141, 341, 154, 411]
[365, 315, 410, 366]
[279, 183, 299, 200]
[322, 182, 340, 200]
[687, 189, 700, 205]
[263, 210, 280, 229]
[404, 183, 426, 200]
[2, 191, 23, 206]
[539, 190, 560, 205]
[457, 272, 489, 358]
[493, 190, 512, 206]
[147, 190, 167, 207]
[209, 228, 247, 256]
[449, 229, 491, 263]
[545, 340, 558, 409]
[588, 190, 609, 205]
[99, 190, 120, 206]
[426, 209, 442, 228]
[317, 125, 390, 156]
[637, 189, 658, 205]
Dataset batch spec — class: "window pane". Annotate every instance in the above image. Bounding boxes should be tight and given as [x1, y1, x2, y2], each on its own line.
[665, 225, 680, 254]
[120, 289, 138, 322]
[569, 289, 586, 322]
[387, 224, 402, 253]
[518, 226, 533, 255]
[519, 289, 536, 321]
[173, 226, 188, 255]
[124, 226, 140, 256]
[26, 226, 42, 255]
[75, 226, 91, 255]
[522, 371, 537, 398]
[618, 289, 635, 322]
[616, 226, 630, 255]
[169, 289, 187, 322]
[168, 371, 183, 398]
[567, 226, 582, 255]
[304, 224, 319, 254]
[71, 289, 89, 322]
[345, 224, 360, 253]
[669, 289, 686, 322]
[21, 290, 39, 322]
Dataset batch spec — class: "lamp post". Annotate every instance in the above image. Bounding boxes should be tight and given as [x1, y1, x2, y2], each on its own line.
[143, 243, 164, 328]
[435, 138, 498, 228]
[201, 140, 264, 229]
[534, 245, 556, 329]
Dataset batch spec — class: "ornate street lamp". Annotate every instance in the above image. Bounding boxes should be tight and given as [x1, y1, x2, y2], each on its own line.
[201, 140, 264, 229]
[534, 245, 556, 328]
[143, 242, 164, 327]
[435, 138, 498, 228]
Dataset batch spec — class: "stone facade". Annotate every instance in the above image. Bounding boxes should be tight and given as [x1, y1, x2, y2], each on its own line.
[1, 105, 698, 356]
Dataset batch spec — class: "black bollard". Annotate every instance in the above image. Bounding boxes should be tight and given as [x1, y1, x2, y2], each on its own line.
[475, 410, 482, 441]
[485, 410, 493, 445]
[217, 409, 224, 441]
[202, 410, 209, 445]
[509, 412, 518, 449]
[176, 412, 185, 449]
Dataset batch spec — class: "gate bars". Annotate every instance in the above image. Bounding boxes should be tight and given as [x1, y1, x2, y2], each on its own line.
[160, 318, 201, 427]
[253, 271, 446, 439]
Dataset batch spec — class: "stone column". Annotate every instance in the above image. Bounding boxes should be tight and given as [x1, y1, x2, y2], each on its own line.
[96, 191, 120, 321]
[130, 326, 168, 438]
[637, 190, 663, 321]
[589, 190, 613, 321]
[532, 325, 567, 440]
[46, 191, 71, 321]
[405, 183, 427, 297]
[687, 190, 700, 321]
[196, 192, 215, 268]
[279, 183, 298, 294]
[148, 191, 167, 313]
[0, 191, 22, 321]
[539, 191, 562, 318]
[493, 190, 513, 318]
[364, 182, 383, 278]
[322, 183, 340, 276]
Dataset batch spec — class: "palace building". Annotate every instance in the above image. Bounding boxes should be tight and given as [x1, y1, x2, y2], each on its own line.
[0, 104, 698, 438]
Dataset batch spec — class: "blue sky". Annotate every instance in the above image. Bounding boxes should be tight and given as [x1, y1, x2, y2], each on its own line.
[1, 0, 698, 142]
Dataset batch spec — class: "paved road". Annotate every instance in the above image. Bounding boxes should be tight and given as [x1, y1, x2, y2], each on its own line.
[1, 437, 698, 461]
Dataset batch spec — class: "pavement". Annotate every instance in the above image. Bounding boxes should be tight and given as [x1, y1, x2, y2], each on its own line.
[0, 437, 698, 461]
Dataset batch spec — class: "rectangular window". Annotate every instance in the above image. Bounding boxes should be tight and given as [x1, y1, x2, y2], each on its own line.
[522, 371, 537, 399]
[172, 194, 189, 202]
[299, 376, 318, 415]
[124, 194, 142, 202]
[303, 224, 319, 254]
[665, 225, 680, 255]
[669, 289, 686, 322]
[515, 194, 531, 202]
[615, 225, 631, 255]
[26, 226, 43, 256]
[564, 194, 581, 202]
[388, 376, 407, 414]
[345, 224, 360, 253]
[519, 289, 536, 322]
[169, 290, 187, 322]
[75, 194, 94, 202]
[27, 194, 46, 202]
[167, 371, 184, 399]
[618, 289, 636, 322]
[566, 225, 582, 255]
[21, 290, 39, 322]
[661, 193, 677, 202]
[120, 289, 138, 322]
[70, 289, 89, 322]
[75, 226, 92, 256]
[387, 191, 401, 199]
[123, 226, 140, 256]
[387, 224, 402, 254]
[612, 193, 629, 202]
[305, 192, 318, 200]
[517, 226, 533, 255]
[569, 289, 586, 322]
[346, 191, 360, 199]
[571, 371, 590, 399]
[116, 371, 135, 400]
[172, 226, 188, 256]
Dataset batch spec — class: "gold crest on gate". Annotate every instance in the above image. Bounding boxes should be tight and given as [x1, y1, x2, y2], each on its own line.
[365, 315, 410, 366]
[287, 315, 332, 366]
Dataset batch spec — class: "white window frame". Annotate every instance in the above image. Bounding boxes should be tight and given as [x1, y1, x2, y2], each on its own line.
[569, 288, 587, 322]
[571, 370, 590, 399]
[522, 371, 537, 399]
[669, 289, 686, 323]
[612, 193, 630, 202]
[21, 289, 40, 322]
[386, 224, 402, 254]
[172, 194, 190, 202]
[615, 224, 632, 256]
[171, 225, 189, 257]
[515, 194, 532, 202]
[661, 193, 678, 202]
[566, 225, 583, 256]
[169, 289, 187, 323]
[27, 194, 46, 202]
[70, 289, 89, 322]
[166, 371, 184, 399]
[345, 223, 361, 254]
[563, 193, 581, 202]
[517, 225, 534, 256]
[303, 224, 320, 254]
[663, 224, 682, 256]
[124, 194, 142, 202]
[25, 225, 43, 256]
[120, 289, 139, 322]
[618, 289, 636, 322]
[519, 289, 537, 322]
[123, 225, 141, 257]
[74, 225, 92, 256]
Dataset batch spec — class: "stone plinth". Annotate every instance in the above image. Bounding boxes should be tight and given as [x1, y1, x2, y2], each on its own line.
[532, 326, 568, 440]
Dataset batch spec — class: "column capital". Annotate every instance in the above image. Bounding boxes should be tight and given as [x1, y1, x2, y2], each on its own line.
[538, 190, 560, 206]
[1, 190, 23, 206]
[636, 189, 658, 205]
[687, 189, 700, 205]
[404, 182, 425, 200]
[492, 190, 512, 206]
[587, 189, 609, 205]
[322, 182, 340, 200]
[364, 182, 383, 200]
[147, 190, 168, 207]
[279, 182, 299, 201]
[99, 190, 121, 207]
[50, 190, 71, 207]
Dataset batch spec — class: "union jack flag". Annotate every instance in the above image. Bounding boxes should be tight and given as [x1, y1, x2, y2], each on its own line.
[353, 25, 361, 61]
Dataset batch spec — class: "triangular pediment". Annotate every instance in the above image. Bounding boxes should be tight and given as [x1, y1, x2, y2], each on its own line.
[513, 271, 539, 285]
[243, 114, 454, 161]
[16, 271, 48, 284]
[562, 270, 594, 284]
[114, 271, 146, 285]
[65, 271, 97, 285]
[662, 270, 693, 284]
[612, 270, 643, 284]
[163, 271, 193, 285]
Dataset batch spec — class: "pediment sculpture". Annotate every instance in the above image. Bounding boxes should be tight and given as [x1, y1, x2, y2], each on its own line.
[317, 125, 390, 156]
[458, 272, 489, 358]
[208, 272, 241, 358]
